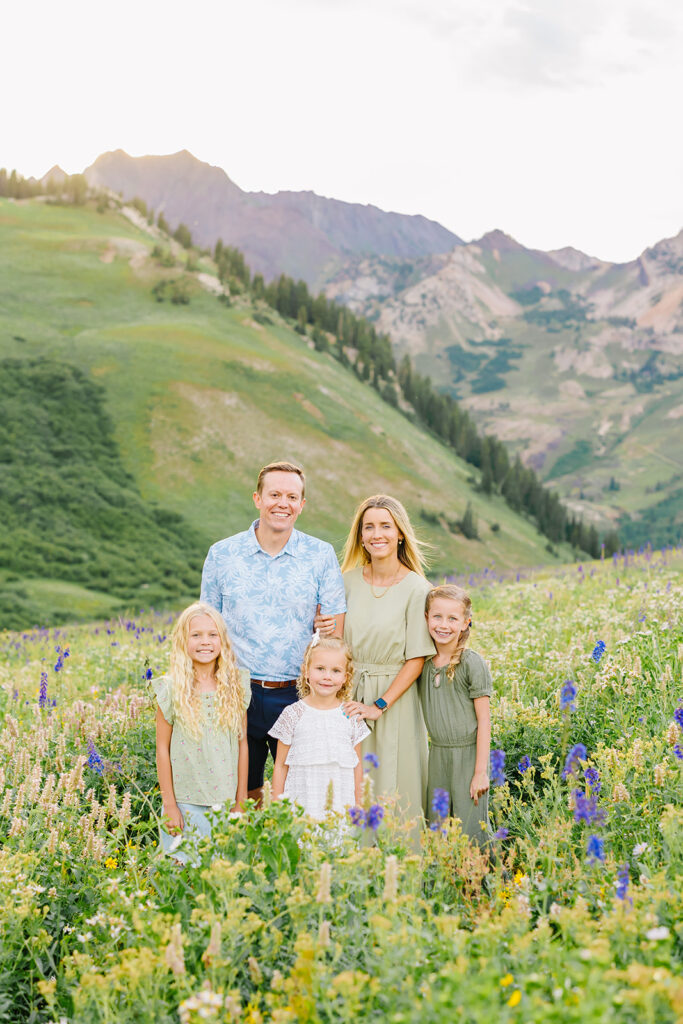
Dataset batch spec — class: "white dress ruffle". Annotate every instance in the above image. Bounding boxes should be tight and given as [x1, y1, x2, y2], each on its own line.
[269, 702, 370, 819]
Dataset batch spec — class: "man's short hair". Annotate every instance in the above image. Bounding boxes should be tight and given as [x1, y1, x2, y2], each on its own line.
[256, 461, 306, 497]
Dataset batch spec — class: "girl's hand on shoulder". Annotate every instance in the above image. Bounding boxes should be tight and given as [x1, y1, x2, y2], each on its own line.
[163, 803, 184, 833]
[342, 700, 382, 721]
[470, 771, 489, 805]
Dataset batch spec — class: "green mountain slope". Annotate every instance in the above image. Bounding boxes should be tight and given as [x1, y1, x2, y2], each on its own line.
[0, 198, 572, 626]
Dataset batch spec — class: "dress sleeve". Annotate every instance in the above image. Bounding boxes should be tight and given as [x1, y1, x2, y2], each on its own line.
[466, 652, 493, 699]
[269, 703, 298, 745]
[153, 676, 174, 725]
[200, 544, 221, 610]
[351, 716, 371, 746]
[404, 577, 437, 661]
[317, 543, 347, 614]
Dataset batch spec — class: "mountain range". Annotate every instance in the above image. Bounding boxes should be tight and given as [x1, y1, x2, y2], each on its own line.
[49, 150, 683, 543]
[83, 150, 461, 286]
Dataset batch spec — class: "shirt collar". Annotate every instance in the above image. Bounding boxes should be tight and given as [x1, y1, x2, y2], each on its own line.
[247, 520, 300, 557]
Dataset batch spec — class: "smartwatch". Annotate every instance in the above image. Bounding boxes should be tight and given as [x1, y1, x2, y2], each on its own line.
[374, 697, 388, 713]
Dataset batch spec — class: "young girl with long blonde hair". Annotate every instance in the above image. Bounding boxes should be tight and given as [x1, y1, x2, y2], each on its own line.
[269, 635, 369, 819]
[154, 602, 249, 861]
[418, 585, 492, 844]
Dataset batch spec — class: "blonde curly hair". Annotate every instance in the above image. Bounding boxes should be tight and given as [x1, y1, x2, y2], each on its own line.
[425, 585, 472, 680]
[169, 602, 247, 741]
[297, 636, 354, 701]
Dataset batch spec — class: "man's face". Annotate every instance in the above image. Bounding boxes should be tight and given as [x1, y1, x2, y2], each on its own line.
[253, 471, 305, 534]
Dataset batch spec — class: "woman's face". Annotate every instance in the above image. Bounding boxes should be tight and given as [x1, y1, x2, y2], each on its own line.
[361, 506, 402, 559]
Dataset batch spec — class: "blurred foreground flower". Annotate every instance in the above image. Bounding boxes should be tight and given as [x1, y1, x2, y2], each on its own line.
[560, 679, 577, 712]
[491, 749, 506, 786]
[431, 788, 450, 819]
[364, 753, 380, 770]
[586, 834, 605, 863]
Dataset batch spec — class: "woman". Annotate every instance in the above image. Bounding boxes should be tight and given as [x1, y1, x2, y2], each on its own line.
[338, 495, 435, 832]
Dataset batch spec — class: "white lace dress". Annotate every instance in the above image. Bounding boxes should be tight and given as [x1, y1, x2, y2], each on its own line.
[269, 701, 370, 819]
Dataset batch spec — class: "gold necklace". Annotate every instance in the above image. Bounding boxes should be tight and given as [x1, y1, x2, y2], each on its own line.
[368, 564, 402, 599]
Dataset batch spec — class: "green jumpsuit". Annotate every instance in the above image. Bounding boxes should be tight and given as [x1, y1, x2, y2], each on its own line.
[418, 649, 493, 845]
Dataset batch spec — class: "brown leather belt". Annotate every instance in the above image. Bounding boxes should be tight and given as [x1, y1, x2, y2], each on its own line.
[251, 678, 297, 689]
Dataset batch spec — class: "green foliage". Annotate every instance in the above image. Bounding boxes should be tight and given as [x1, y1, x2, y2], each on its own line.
[151, 278, 191, 304]
[0, 555, 682, 1021]
[549, 440, 594, 479]
[458, 501, 479, 539]
[0, 358, 205, 627]
[173, 223, 193, 249]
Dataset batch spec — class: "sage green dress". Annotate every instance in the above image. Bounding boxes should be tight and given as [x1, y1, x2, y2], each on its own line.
[417, 649, 493, 845]
[343, 567, 435, 829]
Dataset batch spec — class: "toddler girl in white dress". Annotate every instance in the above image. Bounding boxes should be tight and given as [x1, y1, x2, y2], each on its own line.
[270, 635, 369, 819]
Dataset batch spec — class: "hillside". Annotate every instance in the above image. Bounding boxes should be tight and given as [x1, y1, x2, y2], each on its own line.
[83, 150, 461, 286]
[323, 230, 683, 545]
[0, 196, 567, 627]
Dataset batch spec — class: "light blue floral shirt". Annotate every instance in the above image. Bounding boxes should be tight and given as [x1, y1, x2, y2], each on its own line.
[200, 521, 346, 681]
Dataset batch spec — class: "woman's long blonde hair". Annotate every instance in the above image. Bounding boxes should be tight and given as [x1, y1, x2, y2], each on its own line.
[297, 636, 354, 701]
[426, 585, 472, 679]
[169, 602, 246, 741]
[340, 494, 429, 576]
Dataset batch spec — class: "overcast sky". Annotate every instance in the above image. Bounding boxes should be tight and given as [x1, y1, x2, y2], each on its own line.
[4, 0, 682, 261]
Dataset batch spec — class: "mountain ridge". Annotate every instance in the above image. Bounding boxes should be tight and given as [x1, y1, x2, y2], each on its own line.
[84, 149, 462, 286]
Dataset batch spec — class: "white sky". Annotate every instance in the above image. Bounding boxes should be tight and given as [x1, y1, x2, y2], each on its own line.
[4, 0, 683, 262]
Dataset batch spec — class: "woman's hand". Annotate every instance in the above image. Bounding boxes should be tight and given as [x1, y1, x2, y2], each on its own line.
[343, 700, 383, 721]
[313, 603, 338, 637]
[470, 771, 490, 806]
[163, 803, 184, 833]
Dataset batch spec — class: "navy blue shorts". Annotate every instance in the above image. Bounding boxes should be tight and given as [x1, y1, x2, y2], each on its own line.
[247, 681, 298, 791]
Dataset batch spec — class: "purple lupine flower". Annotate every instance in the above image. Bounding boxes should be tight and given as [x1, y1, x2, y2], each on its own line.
[365, 804, 384, 831]
[364, 753, 380, 770]
[673, 744, 683, 761]
[431, 788, 450, 820]
[560, 679, 577, 713]
[347, 806, 366, 827]
[674, 707, 683, 731]
[518, 755, 531, 774]
[143, 667, 153, 681]
[562, 743, 587, 780]
[616, 863, 630, 902]
[493, 827, 509, 840]
[490, 749, 506, 786]
[584, 766, 601, 794]
[38, 672, 48, 709]
[587, 834, 605, 862]
[591, 641, 606, 663]
[573, 789, 603, 826]
[87, 739, 104, 775]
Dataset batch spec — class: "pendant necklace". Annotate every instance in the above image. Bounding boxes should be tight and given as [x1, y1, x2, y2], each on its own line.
[369, 564, 401, 599]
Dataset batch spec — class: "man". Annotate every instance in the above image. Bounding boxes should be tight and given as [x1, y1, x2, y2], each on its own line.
[200, 461, 346, 802]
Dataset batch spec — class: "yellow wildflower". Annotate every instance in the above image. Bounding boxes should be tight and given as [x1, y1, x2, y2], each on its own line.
[500, 973, 514, 987]
[507, 989, 522, 1007]
[104, 857, 118, 871]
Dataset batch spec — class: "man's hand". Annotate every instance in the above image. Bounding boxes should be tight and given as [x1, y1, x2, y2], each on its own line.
[314, 603, 337, 637]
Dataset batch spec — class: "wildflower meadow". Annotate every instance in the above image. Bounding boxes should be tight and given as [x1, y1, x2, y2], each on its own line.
[1, 548, 682, 1022]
